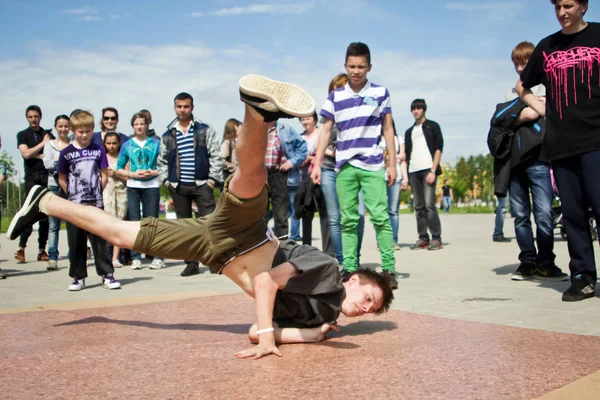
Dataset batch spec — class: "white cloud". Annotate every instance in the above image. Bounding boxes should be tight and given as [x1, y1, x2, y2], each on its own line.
[189, 3, 314, 17]
[78, 15, 103, 22]
[62, 6, 96, 15]
[109, 14, 121, 20]
[0, 42, 515, 177]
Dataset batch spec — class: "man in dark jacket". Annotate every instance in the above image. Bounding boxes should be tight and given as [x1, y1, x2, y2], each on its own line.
[505, 41, 567, 282]
[157, 92, 222, 277]
[404, 99, 444, 251]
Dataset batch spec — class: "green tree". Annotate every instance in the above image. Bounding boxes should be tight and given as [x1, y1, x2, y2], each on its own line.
[0, 151, 19, 216]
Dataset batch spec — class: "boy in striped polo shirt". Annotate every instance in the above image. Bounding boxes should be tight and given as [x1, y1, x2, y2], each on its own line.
[312, 42, 399, 289]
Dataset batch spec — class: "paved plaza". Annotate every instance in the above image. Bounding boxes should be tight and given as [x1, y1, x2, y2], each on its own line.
[1, 213, 599, 399]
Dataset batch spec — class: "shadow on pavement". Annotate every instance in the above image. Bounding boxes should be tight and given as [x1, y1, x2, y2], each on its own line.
[493, 263, 519, 276]
[329, 320, 397, 338]
[0, 268, 58, 277]
[493, 263, 571, 293]
[53, 315, 249, 334]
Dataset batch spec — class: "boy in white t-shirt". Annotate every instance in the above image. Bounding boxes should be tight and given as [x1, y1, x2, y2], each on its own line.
[404, 99, 444, 251]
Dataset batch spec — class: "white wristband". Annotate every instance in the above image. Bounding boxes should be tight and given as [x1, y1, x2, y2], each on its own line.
[256, 327, 275, 335]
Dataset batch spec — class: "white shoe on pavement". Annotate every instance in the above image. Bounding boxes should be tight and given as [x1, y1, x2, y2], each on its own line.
[102, 275, 121, 290]
[149, 259, 165, 269]
[131, 260, 143, 270]
[68, 278, 85, 291]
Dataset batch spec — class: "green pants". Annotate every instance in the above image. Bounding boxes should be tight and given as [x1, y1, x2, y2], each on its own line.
[336, 164, 396, 273]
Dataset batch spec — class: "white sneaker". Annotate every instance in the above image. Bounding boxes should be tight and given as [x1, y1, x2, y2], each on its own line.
[68, 278, 85, 291]
[47, 260, 58, 271]
[103, 275, 121, 290]
[149, 259, 165, 269]
[131, 260, 143, 270]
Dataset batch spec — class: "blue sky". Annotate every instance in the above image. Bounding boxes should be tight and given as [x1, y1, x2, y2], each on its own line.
[1, 0, 599, 177]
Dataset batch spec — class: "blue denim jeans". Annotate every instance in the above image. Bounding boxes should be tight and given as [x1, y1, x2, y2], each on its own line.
[442, 196, 451, 213]
[128, 187, 162, 261]
[288, 185, 301, 239]
[509, 162, 554, 264]
[493, 196, 508, 237]
[553, 151, 600, 283]
[47, 186, 62, 261]
[387, 182, 401, 244]
[321, 169, 343, 265]
[321, 169, 366, 267]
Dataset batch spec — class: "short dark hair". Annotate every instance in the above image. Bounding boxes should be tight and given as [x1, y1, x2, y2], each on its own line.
[139, 109, 152, 125]
[174, 92, 194, 105]
[130, 112, 149, 127]
[352, 268, 394, 315]
[103, 131, 122, 148]
[54, 114, 70, 126]
[25, 105, 42, 118]
[299, 112, 318, 123]
[102, 131, 121, 147]
[410, 98, 427, 112]
[346, 42, 371, 64]
[550, 0, 588, 15]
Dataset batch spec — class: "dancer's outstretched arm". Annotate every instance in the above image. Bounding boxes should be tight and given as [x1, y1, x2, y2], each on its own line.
[247, 322, 339, 344]
[234, 263, 299, 360]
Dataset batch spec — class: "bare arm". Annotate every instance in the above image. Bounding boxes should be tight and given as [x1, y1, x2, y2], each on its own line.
[311, 118, 333, 184]
[235, 262, 299, 359]
[516, 80, 546, 117]
[58, 173, 68, 194]
[19, 134, 49, 160]
[514, 107, 540, 125]
[382, 114, 396, 186]
[248, 322, 339, 344]
[100, 168, 108, 190]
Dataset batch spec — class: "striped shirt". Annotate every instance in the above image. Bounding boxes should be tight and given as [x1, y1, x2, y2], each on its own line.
[264, 126, 286, 169]
[174, 121, 196, 185]
[320, 81, 392, 171]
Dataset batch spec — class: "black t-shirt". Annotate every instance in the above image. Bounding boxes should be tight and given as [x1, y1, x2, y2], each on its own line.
[521, 22, 600, 160]
[442, 185, 451, 197]
[271, 240, 345, 328]
[16, 127, 52, 177]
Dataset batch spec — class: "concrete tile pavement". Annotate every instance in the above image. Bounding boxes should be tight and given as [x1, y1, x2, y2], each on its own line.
[1, 214, 599, 336]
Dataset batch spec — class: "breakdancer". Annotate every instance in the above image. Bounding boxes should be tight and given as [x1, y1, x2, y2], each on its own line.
[8, 75, 394, 359]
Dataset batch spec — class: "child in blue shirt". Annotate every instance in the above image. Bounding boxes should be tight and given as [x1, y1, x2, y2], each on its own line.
[57, 110, 121, 291]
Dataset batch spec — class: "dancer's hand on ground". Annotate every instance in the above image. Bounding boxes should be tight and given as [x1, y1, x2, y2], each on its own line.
[315, 322, 339, 342]
[235, 343, 283, 360]
[310, 165, 321, 185]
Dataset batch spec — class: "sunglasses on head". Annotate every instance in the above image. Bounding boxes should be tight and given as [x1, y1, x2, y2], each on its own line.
[103, 116, 118, 121]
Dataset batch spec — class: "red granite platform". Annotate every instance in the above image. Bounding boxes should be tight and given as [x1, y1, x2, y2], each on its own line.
[1, 293, 600, 399]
